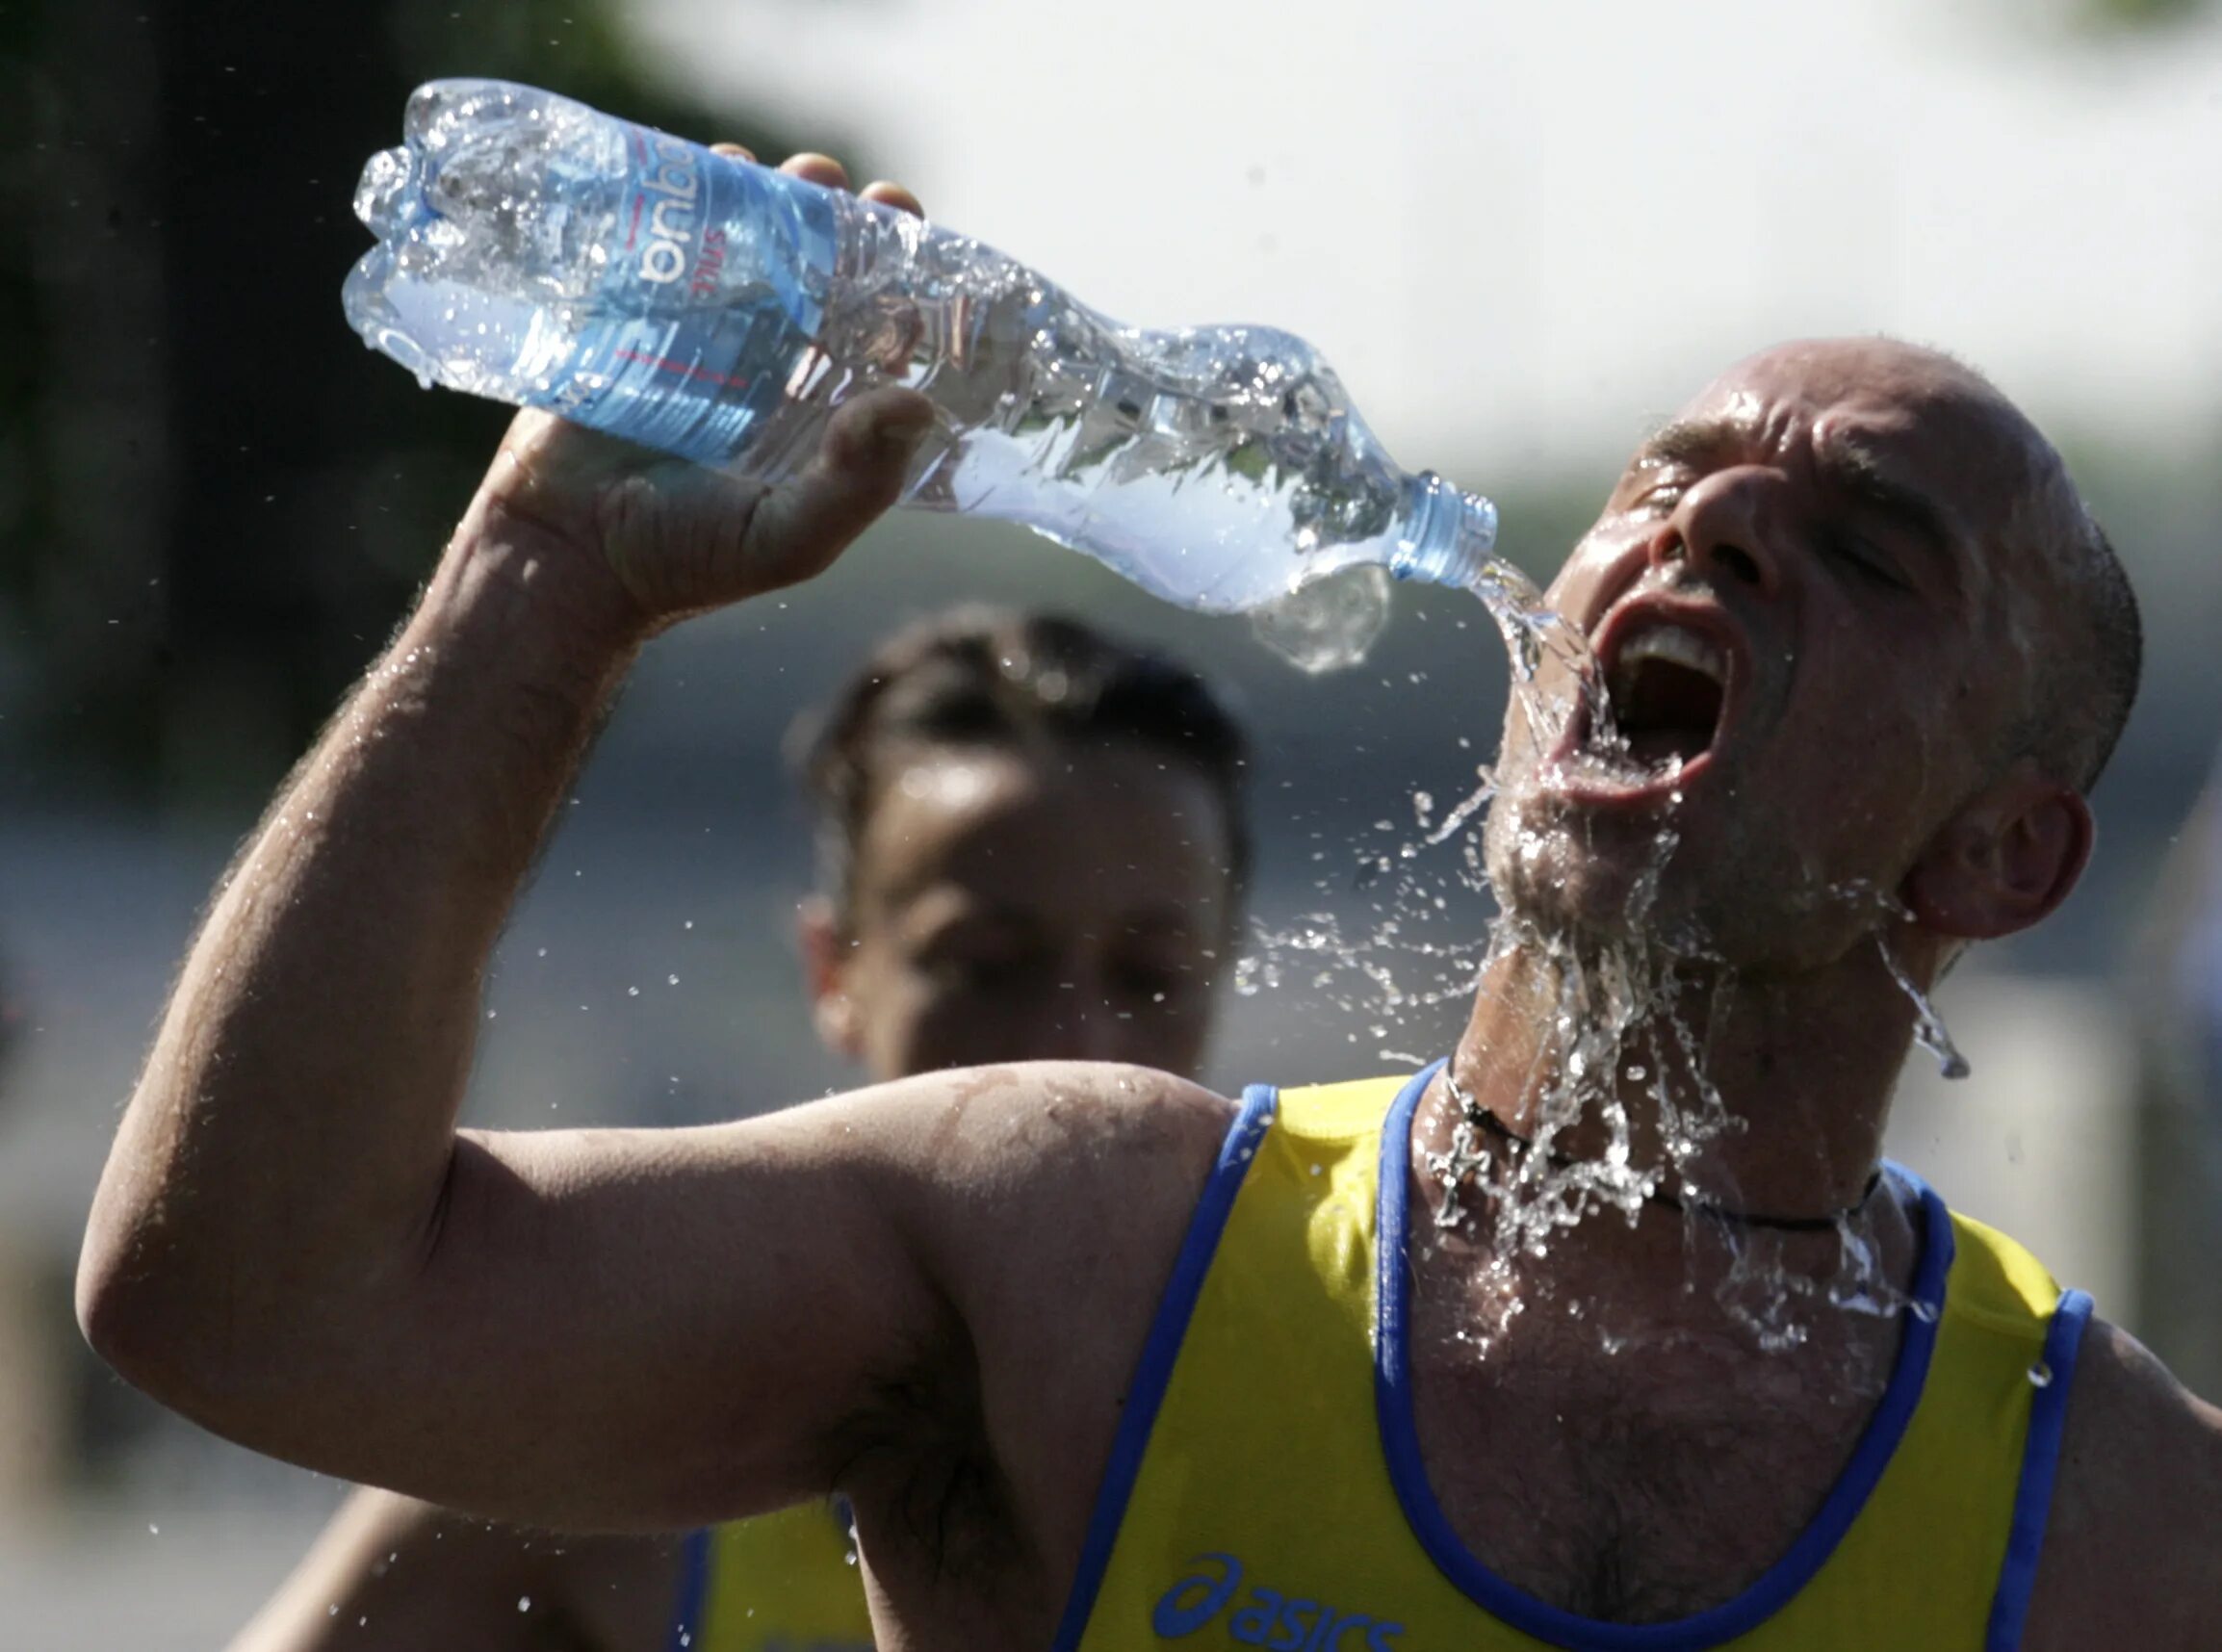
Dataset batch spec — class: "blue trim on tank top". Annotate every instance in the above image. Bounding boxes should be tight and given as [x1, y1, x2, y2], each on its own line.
[667, 1526, 711, 1650]
[1047, 1084, 1280, 1652]
[1372, 1063, 1958, 1652]
[1983, 1286, 2093, 1651]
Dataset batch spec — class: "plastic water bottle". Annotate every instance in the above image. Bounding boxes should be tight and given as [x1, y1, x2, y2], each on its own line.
[344, 80, 1509, 669]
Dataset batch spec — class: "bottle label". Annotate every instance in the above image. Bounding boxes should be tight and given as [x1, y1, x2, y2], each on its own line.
[632, 128, 711, 289]
[543, 121, 838, 465]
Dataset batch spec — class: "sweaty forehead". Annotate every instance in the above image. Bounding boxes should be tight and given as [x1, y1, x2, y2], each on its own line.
[1670, 343, 2043, 498]
[1662, 342, 2081, 596]
[1647, 342, 2102, 709]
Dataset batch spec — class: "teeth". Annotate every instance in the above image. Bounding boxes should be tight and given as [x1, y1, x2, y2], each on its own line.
[1613, 625, 1726, 685]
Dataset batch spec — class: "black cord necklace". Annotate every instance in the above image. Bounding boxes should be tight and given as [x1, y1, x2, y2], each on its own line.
[1437, 1069, 1883, 1234]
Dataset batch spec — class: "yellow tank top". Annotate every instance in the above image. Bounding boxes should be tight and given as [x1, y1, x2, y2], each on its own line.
[668, 1502, 874, 1652]
[1053, 1066, 2092, 1652]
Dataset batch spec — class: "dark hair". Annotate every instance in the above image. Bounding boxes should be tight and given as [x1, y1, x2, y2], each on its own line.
[1917, 343, 2141, 794]
[2050, 516, 2142, 795]
[794, 607, 1252, 930]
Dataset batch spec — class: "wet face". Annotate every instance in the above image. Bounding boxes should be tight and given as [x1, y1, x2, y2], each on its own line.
[814, 739, 1236, 1080]
[1485, 338, 2070, 971]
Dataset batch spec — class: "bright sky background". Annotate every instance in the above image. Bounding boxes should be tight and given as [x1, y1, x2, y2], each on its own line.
[624, 0, 2222, 485]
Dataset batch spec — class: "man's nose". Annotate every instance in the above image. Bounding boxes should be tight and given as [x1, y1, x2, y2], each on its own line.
[1648, 469, 1779, 595]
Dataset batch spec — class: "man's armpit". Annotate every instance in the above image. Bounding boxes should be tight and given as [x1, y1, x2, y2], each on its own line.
[826, 1300, 1025, 1587]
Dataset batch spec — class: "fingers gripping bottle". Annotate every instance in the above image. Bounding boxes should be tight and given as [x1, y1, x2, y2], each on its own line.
[344, 80, 1513, 669]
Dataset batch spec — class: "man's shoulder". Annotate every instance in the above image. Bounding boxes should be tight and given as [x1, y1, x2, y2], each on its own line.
[2053, 1316, 2222, 1496]
[882, 1060, 1238, 1174]
[964, 1061, 1237, 1236]
[2023, 1316, 2222, 1651]
[834, 1060, 1240, 1271]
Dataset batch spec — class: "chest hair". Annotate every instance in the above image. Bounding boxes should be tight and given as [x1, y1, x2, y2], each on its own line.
[1409, 1313, 1896, 1623]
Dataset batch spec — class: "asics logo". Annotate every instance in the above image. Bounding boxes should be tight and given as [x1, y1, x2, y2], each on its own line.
[1151, 1553, 1404, 1650]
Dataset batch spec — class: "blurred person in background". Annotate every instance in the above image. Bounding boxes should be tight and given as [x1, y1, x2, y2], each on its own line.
[226, 606, 1252, 1652]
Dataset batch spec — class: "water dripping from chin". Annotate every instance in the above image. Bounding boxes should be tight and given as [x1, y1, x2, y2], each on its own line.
[1875, 933, 1972, 1080]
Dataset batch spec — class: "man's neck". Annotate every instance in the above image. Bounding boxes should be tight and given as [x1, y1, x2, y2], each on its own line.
[1411, 921, 1931, 1339]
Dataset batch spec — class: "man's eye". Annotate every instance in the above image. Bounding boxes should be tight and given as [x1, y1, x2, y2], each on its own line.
[1827, 533, 1911, 592]
[1631, 479, 1686, 514]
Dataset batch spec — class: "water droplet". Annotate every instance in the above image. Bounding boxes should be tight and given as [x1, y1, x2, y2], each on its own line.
[1877, 935, 1971, 1079]
[2028, 1360, 2053, 1388]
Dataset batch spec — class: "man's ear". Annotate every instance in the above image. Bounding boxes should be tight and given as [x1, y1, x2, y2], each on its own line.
[1900, 763, 2093, 942]
[797, 895, 863, 1057]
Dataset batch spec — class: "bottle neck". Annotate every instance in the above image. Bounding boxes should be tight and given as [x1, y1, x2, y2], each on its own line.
[1392, 472, 1500, 592]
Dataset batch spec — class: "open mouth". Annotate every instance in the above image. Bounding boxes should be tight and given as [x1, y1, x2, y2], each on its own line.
[1606, 627, 1727, 767]
[1554, 610, 1735, 796]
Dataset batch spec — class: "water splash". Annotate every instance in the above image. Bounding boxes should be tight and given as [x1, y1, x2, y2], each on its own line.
[1414, 769, 1497, 855]
[1246, 830, 1916, 1363]
[1710, 1208, 1908, 1355]
[1227, 487, 1936, 1369]
[1423, 925, 1743, 1257]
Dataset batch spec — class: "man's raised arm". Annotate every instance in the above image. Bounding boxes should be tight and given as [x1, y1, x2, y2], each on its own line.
[73, 162, 964, 1526]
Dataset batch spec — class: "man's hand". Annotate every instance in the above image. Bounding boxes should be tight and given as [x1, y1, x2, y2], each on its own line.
[462, 150, 936, 637]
